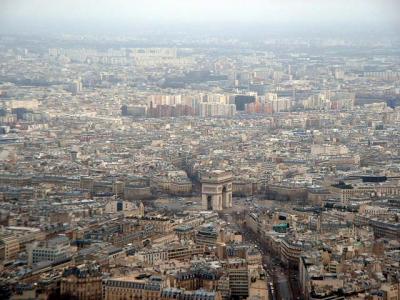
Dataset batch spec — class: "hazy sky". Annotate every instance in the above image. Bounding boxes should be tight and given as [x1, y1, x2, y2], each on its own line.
[1, 0, 399, 36]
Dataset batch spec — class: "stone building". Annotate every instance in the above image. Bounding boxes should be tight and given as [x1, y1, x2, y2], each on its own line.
[60, 264, 102, 300]
[201, 171, 233, 211]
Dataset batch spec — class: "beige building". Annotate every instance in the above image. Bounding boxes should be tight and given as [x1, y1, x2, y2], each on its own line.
[160, 289, 222, 300]
[60, 265, 102, 300]
[280, 238, 303, 267]
[0, 99, 39, 110]
[105, 200, 144, 217]
[103, 275, 163, 300]
[138, 216, 175, 233]
[0, 233, 20, 262]
[380, 282, 400, 300]
[138, 244, 205, 265]
[152, 176, 193, 195]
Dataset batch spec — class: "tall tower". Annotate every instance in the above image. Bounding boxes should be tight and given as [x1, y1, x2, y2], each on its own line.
[201, 170, 233, 211]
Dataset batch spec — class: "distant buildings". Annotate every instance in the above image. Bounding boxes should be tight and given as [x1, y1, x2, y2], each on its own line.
[1, 32, 400, 300]
[245, 93, 291, 114]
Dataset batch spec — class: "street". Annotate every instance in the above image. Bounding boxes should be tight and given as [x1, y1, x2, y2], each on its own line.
[230, 216, 294, 300]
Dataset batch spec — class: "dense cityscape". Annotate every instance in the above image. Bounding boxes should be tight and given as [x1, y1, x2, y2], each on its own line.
[1, 1, 400, 300]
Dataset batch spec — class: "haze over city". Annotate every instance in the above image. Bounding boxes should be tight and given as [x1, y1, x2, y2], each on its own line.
[0, 1, 399, 300]
[1, 0, 400, 36]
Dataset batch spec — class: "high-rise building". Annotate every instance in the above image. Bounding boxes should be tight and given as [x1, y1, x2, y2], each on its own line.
[226, 259, 249, 299]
